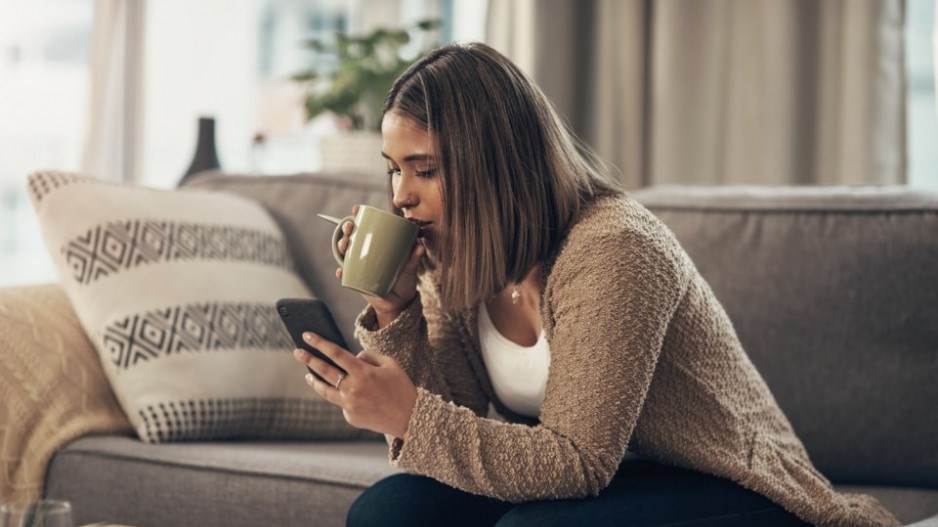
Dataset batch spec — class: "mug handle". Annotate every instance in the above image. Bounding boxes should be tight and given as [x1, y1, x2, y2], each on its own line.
[331, 215, 356, 266]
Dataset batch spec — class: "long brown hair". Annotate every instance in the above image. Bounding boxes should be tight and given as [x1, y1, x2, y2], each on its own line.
[383, 42, 623, 311]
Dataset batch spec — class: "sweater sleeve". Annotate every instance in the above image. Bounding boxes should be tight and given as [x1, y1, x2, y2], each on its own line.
[354, 273, 490, 421]
[386, 225, 690, 502]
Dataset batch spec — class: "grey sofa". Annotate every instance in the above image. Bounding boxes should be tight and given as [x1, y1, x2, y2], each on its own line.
[35, 172, 937, 526]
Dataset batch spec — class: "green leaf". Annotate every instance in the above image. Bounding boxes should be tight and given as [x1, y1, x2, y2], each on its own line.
[291, 18, 443, 129]
[300, 38, 329, 52]
[387, 29, 410, 46]
[291, 71, 319, 82]
[416, 19, 442, 31]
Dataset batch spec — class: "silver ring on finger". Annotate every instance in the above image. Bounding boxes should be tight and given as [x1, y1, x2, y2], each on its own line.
[335, 372, 346, 391]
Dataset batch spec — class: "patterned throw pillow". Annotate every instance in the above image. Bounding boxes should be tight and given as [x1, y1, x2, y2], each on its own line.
[27, 171, 369, 443]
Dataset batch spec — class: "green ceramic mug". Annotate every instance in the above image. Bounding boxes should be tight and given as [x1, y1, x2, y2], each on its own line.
[318, 205, 419, 298]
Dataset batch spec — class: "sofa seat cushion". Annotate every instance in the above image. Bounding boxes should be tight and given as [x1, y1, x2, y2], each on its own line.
[46, 436, 938, 526]
[45, 435, 399, 527]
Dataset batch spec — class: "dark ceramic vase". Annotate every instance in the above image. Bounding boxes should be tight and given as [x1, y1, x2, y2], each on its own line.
[179, 116, 221, 186]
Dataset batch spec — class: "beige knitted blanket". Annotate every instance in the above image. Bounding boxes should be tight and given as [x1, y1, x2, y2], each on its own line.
[0, 284, 131, 507]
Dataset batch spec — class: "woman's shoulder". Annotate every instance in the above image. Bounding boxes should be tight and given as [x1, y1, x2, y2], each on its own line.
[565, 194, 685, 257]
[547, 194, 692, 287]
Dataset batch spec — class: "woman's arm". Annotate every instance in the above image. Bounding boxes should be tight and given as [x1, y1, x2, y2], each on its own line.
[354, 272, 489, 419]
[383, 229, 690, 502]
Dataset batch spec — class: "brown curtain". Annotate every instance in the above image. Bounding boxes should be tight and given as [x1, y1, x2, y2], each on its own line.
[487, 0, 907, 188]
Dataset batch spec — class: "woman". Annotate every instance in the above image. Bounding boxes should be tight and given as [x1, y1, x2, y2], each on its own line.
[292, 42, 898, 527]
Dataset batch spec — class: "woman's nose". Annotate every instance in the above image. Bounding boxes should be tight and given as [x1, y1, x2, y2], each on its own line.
[392, 176, 417, 209]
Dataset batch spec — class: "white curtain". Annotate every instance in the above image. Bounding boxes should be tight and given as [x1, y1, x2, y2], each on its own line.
[81, 0, 146, 183]
[488, 0, 907, 188]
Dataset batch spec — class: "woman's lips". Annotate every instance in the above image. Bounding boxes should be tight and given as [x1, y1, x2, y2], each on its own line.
[407, 218, 433, 236]
[418, 225, 433, 239]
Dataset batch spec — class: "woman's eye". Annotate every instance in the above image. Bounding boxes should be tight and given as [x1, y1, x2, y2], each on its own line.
[386, 167, 435, 179]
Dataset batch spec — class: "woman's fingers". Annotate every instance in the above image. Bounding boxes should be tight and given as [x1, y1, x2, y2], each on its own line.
[402, 239, 426, 271]
[294, 348, 346, 387]
[395, 241, 427, 280]
[306, 372, 342, 405]
[302, 331, 359, 373]
[336, 221, 355, 256]
[336, 220, 354, 256]
[300, 344, 416, 437]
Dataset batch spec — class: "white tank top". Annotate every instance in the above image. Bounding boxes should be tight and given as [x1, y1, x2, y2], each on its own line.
[477, 301, 551, 419]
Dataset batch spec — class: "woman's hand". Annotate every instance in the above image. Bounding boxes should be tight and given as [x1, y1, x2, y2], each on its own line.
[293, 331, 417, 439]
[337, 205, 426, 327]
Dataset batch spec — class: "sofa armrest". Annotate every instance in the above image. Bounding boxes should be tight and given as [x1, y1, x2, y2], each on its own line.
[0, 283, 131, 506]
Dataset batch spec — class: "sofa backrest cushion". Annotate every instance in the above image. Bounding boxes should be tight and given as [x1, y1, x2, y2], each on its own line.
[633, 185, 938, 488]
[183, 173, 937, 486]
[182, 171, 389, 352]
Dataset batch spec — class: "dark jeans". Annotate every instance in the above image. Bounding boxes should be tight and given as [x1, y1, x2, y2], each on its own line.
[346, 458, 812, 527]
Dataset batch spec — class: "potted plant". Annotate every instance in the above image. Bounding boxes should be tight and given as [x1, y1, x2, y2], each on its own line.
[293, 19, 441, 174]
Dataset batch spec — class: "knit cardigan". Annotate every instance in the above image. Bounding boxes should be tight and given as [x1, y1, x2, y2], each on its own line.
[354, 195, 899, 527]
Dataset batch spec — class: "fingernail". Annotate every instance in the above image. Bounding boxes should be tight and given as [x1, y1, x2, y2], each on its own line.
[305, 373, 314, 384]
[303, 332, 311, 341]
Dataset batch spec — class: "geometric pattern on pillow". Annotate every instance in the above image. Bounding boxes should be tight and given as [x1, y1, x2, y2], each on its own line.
[138, 398, 340, 442]
[26, 170, 107, 203]
[27, 170, 374, 443]
[63, 220, 294, 285]
[103, 301, 294, 369]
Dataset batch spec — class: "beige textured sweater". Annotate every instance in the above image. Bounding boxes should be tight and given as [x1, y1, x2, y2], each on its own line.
[355, 195, 899, 527]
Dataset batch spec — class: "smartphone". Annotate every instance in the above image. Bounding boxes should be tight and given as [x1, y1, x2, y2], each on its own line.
[276, 298, 351, 383]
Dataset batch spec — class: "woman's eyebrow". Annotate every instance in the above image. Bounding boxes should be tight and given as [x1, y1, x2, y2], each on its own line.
[381, 152, 436, 163]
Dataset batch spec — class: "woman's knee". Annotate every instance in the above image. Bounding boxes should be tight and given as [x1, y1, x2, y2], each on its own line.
[347, 473, 428, 527]
[348, 472, 507, 527]
[495, 506, 550, 527]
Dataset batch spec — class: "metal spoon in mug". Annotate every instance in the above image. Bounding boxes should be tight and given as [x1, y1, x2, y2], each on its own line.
[316, 213, 343, 225]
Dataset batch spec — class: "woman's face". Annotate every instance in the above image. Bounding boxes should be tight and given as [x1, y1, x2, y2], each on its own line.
[382, 112, 444, 256]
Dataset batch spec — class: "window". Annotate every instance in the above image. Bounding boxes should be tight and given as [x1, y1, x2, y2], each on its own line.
[0, 0, 480, 286]
[0, 0, 92, 287]
[140, 0, 465, 189]
[906, 0, 938, 190]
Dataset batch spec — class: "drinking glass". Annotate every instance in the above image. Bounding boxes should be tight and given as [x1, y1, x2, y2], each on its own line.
[0, 500, 73, 527]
